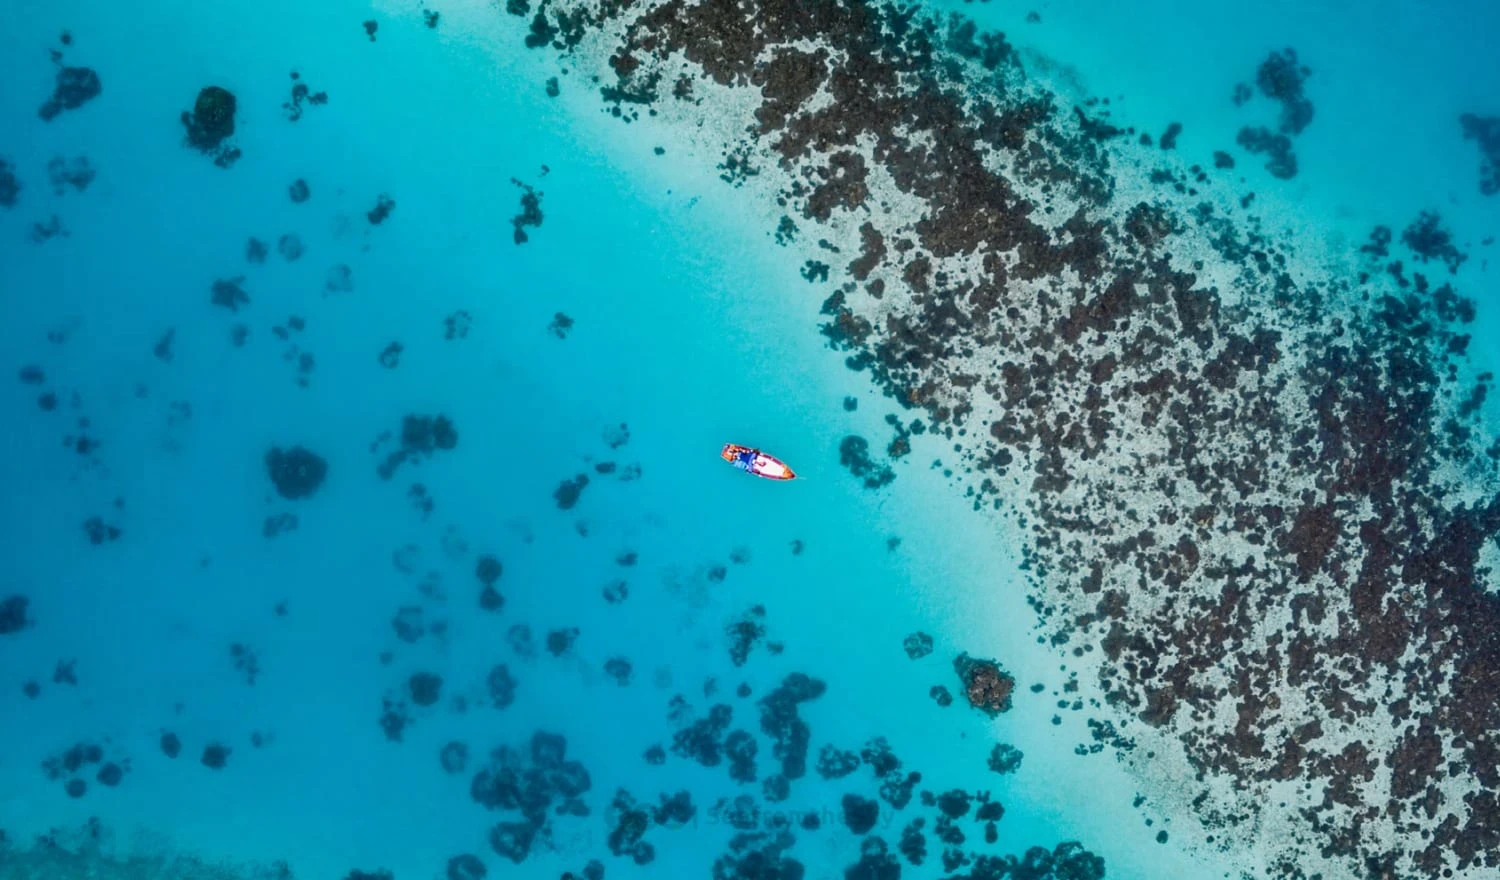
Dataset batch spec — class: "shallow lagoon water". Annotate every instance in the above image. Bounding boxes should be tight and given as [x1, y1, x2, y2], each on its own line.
[2, 2, 1498, 880]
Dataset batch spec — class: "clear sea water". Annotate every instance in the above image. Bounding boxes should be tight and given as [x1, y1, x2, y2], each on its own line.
[1, 2, 1495, 879]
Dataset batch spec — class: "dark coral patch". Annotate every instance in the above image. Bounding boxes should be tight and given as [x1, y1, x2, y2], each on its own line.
[266, 446, 328, 499]
[987, 743, 1023, 774]
[409, 672, 443, 706]
[1460, 113, 1500, 196]
[903, 631, 934, 659]
[553, 474, 589, 509]
[39, 66, 101, 121]
[1, 595, 31, 635]
[955, 653, 1015, 715]
[201, 743, 230, 769]
[446, 855, 486, 880]
[181, 86, 241, 167]
[842, 793, 879, 834]
[1236, 125, 1297, 179]
[0, 159, 19, 207]
[377, 415, 458, 479]
[511, 180, 544, 243]
[839, 435, 895, 489]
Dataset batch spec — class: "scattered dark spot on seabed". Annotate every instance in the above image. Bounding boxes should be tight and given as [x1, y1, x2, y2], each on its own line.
[1460, 113, 1500, 195]
[47, 155, 95, 194]
[510, 178, 543, 243]
[31, 215, 69, 243]
[38, 64, 101, 121]
[181, 86, 242, 168]
[1, 595, 32, 635]
[200, 742, 230, 769]
[506, 0, 1500, 876]
[245, 237, 268, 263]
[373, 414, 458, 479]
[278, 233, 305, 261]
[0, 158, 21, 206]
[367, 193, 396, 224]
[265, 446, 327, 499]
[283, 70, 328, 121]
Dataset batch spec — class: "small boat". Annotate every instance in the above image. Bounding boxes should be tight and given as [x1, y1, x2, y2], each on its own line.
[721, 443, 797, 481]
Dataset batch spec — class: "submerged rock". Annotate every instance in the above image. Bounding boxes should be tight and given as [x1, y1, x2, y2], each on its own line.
[39, 66, 102, 121]
[507, 624, 535, 657]
[210, 277, 249, 312]
[1236, 125, 1297, 179]
[954, 653, 1015, 715]
[727, 605, 768, 666]
[1400, 210, 1467, 274]
[446, 854, 486, 880]
[283, 72, 328, 121]
[367, 194, 396, 224]
[181, 86, 241, 167]
[547, 627, 579, 655]
[672, 703, 733, 767]
[475, 555, 503, 585]
[376, 414, 459, 479]
[0, 158, 18, 207]
[839, 435, 895, 489]
[817, 745, 860, 779]
[47, 155, 95, 193]
[409, 672, 443, 706]
[488, 820, 536, 864]
[725, 729, 758, 782]
[653, 789, 696, 826]
[201, 742, 230, 769]
[604, 656, 632, 685]
[439, 740, 469, 774]
[486, 664, 517, 708]
[903, 631, 933, 659]
[605, 790, 655, 864]
[511, 181, 543, 243]
[842, 794, 879, 834]
[1460, 113, 1500, 196]
[185, 86, 235, 147]
[265, 446, 328, 500]
[277, 233, 305, 261]
[758, 673, 825, 779]
[987, 743, 1024, 774]
[553, 474, 588, 509]
[1, 595, 31, 635]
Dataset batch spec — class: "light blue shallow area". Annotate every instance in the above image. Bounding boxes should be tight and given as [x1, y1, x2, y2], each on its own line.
[0, 2, 1497, 880]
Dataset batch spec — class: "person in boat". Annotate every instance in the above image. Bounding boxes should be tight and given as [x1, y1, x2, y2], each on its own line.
[733, 447, 758, 472]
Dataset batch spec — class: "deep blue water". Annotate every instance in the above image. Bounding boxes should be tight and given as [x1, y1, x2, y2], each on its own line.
[1, 2, 1497, 879]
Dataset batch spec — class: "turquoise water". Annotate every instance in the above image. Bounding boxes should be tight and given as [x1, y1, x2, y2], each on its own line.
[2, 2, 1497, 879]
